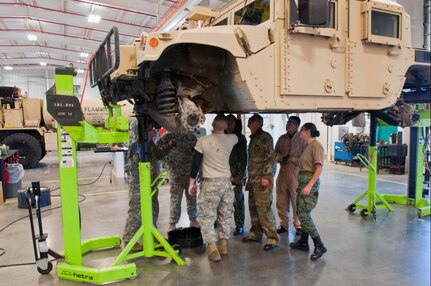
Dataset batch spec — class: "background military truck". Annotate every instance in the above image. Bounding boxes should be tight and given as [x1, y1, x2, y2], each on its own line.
[0, 86, 133, 168]
[90, 0, 430, 132]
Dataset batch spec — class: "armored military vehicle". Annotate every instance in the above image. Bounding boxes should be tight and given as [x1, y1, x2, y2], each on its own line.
[89, 0, 430, 131]
[0, 86, 133, 168]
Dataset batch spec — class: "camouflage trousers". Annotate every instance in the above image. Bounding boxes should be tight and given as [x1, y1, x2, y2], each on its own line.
[169, 179, 198, 224]
[248, 180, 279, 245]
[123, 179, 159, 245]
[296, 173, 320, 238]
[233, 184, 245, 228]
[276, 165, 301, 229]
[198, 179, 234, 244]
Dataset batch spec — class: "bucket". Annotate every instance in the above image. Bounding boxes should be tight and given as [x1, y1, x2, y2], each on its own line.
[5, 180, 22, 198]
[17, 187, 51, 209]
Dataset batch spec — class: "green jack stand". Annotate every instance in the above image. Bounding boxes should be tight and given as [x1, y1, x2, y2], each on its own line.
[47, 67, 184, 285]
[113, 109, 185, 267]
[346, 113, 394, 220]
[380, 108, 430, 218]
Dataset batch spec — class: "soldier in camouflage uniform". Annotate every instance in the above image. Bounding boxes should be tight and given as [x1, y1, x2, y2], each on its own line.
[242, 114, 279, 251]
[226, 114, 247, 236]
[188, 114, 238, 262]
[289, 122, 327, 261]
[158, 132, 199, 231]
[123, 119, 174, 251]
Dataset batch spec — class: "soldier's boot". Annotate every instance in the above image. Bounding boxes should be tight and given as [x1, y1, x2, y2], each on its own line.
[310, 236, 327, 261]
[131, 243, 143, 252]
[168, 224, 176, 232]
[206, 242, 221, 262]
[289, 231, 310, 251]
[218, 239, 228, 256]
[190, 219, 201, 228]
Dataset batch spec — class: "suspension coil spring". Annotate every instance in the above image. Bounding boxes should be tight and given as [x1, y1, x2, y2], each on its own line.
[156, 72, 178, 115]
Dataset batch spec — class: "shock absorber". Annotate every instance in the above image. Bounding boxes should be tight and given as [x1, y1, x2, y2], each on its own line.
[156, 71, 178, 115]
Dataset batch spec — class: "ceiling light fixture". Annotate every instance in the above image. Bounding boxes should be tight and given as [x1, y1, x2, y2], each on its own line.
[4, 66, 13, 70]
[88, 14, 101, 23]
[27, 34, 38, 41]
[40, 62, 47, 66]
[77, 69, 85, 74]
[80, 52, 89, 58]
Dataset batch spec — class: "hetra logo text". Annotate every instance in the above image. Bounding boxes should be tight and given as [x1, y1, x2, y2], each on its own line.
[61, 270, 94, 281]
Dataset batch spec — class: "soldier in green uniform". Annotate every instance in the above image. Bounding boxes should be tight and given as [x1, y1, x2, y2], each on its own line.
[242, 114, 278, 251]
[158, 132, 199, 232]
[290, 122, 327, 261]
[226, 114, 247, 235]
[123, 119, 174, 251]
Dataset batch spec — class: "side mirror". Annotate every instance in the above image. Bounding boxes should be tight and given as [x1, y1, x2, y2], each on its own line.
[298, 0, 329, 26]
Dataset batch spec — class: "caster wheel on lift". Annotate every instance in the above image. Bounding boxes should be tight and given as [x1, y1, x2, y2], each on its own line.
[347, 204, 356, 213]
[37, 261, 53, 275]
[360, 209, 368, 218]
[172, 244, 182, 256]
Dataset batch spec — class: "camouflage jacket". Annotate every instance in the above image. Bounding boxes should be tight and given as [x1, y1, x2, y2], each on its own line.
[126, 120, 172, 180]
[248, 128, 275, 183]
[229, 133, 247, 180]
[157, 132, 197, 181]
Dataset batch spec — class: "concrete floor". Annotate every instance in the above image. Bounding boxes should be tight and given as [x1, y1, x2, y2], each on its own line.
[0, 151, 429, 286]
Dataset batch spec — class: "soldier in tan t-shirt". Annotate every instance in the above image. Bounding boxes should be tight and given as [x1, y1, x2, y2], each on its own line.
[290, 122, 327, 261]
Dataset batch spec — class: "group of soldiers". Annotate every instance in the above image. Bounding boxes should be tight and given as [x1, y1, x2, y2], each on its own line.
[123, 113, 327, 261]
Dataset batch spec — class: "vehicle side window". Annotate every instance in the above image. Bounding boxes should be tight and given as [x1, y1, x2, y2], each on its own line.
[214, 18, 228, 26]
[234, 0, 270, 25]
[290, 0, 336, 28]
[371, 11, 399, 38]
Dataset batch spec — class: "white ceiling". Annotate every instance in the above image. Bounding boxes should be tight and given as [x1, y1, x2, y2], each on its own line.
[0, 0, 232, 72]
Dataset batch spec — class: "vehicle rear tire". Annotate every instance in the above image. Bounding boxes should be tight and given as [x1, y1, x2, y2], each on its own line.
[3, 133, 43, 169]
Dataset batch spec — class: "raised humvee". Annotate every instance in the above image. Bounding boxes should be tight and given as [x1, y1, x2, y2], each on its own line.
[90, 0, 430, 131]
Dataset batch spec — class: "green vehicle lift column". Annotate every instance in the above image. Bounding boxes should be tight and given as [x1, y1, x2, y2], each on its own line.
[113, 106, 186, 266]
[49, 67, 184, 284]
[381, 107, 430, 218]
[346, 113, 394, 220]
[51, 67, 135, 284]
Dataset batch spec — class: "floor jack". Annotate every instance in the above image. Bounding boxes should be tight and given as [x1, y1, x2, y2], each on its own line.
[26, 181, 63, 275]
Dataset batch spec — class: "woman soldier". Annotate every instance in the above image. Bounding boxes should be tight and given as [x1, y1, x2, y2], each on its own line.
[289, 122, 327, 261]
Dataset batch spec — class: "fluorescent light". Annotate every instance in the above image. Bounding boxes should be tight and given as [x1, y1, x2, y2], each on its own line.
[40, 62, 47, 66]
[88, 14, 101, 23]
[77, 69, 85, 74]
[80, 52, 89, 58]
[27, 34, 38, 41]
[4, 66, 13, 70]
